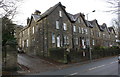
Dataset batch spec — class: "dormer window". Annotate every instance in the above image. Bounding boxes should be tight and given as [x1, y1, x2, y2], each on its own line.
[78, 18, 80, 23]
[63, 23, 67, 30]
[56, 21, 59, 29]
[59, 11, 62, 17]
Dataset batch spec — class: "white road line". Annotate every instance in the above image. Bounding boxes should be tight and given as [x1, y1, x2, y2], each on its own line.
[88, 60, 118, 71]
[110, 61, 118, 64]
[69, 72, 78, 75]
[88, 67, 97, 70]
[110, 62, 116, 64]
[97, 65, 105, 68]
[88, 65, 105, 71]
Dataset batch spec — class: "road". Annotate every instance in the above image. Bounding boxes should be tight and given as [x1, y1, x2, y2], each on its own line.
[34, 56, 119, 76]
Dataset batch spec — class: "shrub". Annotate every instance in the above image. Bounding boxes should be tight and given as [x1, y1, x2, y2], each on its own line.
[49, 47, 65, 63]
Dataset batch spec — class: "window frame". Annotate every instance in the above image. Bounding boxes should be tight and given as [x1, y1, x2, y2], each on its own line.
[52, 33, 55, 43]
[56, 21, 59, 29]
[59, 11, 62, 17]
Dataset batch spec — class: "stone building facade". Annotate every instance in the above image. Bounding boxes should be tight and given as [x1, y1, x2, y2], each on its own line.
[18, 2, 117, 57]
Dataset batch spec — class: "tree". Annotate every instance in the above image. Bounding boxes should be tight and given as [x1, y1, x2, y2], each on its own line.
[1, 0, 22, 46]
[107, 0, 120, 44]
[0, 0, 21, 19]
[2, 17, 16, 46]
[107, 0, 120, 14]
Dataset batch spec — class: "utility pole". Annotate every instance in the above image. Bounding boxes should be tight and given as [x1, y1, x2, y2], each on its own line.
[86, 10, 95, 61]
[118, 1, 120, 44]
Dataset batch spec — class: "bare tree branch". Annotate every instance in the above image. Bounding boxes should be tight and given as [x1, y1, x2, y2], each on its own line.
[0, 0, 22, 19]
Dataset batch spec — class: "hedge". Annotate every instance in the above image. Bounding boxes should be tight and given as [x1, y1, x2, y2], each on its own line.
[48, 46, 120, 63]
[49, 47, 65, 63]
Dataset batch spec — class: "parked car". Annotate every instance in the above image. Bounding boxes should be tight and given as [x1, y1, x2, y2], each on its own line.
[118, 54, 120, 63]
[17, 47, 24, 53]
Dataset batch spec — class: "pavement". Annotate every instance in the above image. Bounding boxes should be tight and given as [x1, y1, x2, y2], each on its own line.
[17, 53, 119, 76]
[17, 54, 63, 75]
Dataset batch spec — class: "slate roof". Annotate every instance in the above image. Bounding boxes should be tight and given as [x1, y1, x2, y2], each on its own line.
[67, 13, 75, 22]
[100, 23, 111, 33]
[87, 19, 104, 31]
[32, 14, 41, 22]
[74, 13, 80, 21]
[24, 2, 111, 34]
[37, 2, 67, 21]
[108, 27, 116, 34]
[40, 2, 60, 18]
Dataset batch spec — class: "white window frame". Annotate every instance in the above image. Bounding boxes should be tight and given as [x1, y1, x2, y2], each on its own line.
[56, 21, 59, 29]
[57, 35, 60, 47]
[99, 32, 101, 37]
[63, 23, 67, 30]
[23, 31, 24, 35]
[59, 11, 62, 17]
[52, 33, 55, 43]
[64, 36, 67, 45]
[22, 41, 24, 47]
[73, 25, 76, 32]
[86, 39, 90, 45]
[82, 39, 86, 49]
[33, 26, 34, 34]
[82, 28, 84, 34]
[78, 18, 80, 23]
[92, 40, 95, 45]
[27, 39, 28, 47]
[76, 37, 78, 45]
[85, 29, 88, 34]
[67, 36, 69, 45]
[91, 29, 93, 35]
[79, 27, 81, 33]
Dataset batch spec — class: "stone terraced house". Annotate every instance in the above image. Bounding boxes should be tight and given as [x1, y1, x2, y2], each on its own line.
[18, 2, 117, 57]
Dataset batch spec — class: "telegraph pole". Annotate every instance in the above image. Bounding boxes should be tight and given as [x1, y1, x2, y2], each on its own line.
[86, 10, 95, 61]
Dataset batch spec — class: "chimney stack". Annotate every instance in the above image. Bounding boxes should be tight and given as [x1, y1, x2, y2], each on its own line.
[34, 10, 41, 15]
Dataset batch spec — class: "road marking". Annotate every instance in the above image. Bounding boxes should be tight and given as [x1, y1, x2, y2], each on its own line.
[88, 60, 118, 71]
[69, 72, 78, 75]
[97, 65, 105, 68]
[110, 62, 116, 64]
[88, 67, 97, 70]
[88, 65, 105, 71]
[110, 61, 118, 64]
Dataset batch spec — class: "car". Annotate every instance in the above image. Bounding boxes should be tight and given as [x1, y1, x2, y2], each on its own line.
[17, 47, 24, 53]
[118, 59, 120, 63]
[118, 55, 120, 63]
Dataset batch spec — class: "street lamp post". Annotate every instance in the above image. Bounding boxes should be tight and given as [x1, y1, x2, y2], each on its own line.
[86, 10, 95, 61]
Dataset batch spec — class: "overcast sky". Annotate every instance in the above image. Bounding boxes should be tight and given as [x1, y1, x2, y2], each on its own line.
[13, 0, 117, 27]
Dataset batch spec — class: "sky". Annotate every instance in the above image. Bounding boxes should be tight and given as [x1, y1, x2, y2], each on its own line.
[13, 0, 118, 27]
